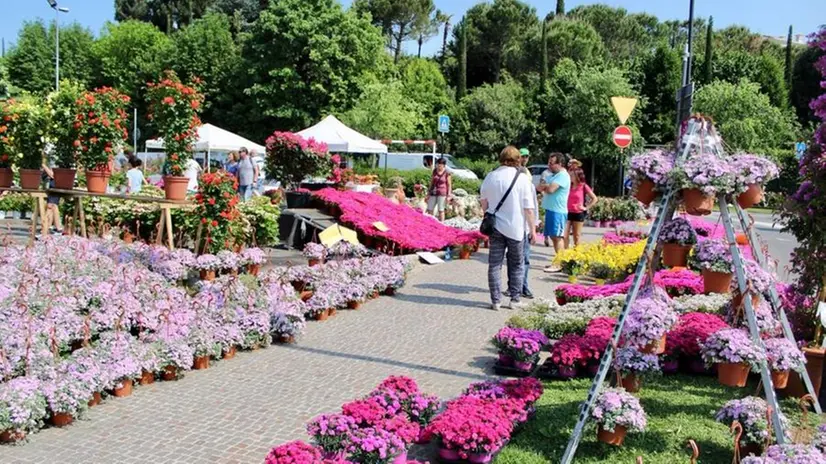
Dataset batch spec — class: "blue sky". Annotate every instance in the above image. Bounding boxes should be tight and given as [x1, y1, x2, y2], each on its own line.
[1, 0, 823, 56]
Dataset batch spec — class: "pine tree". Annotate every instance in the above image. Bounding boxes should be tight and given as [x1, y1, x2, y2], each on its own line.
[555, 0, 564, 16]
[703, 17, 713, 84]
[540, 19, 549, 92]
[784, 25, 794, 89]
[458, 23, 467, 99]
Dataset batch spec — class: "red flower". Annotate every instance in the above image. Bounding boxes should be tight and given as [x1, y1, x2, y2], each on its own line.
[73, 140, 81, 147]
[190, 100, 200, 110]
[208, 198, 216, 205]
[201, 218, 208, 224]
[163, 96, 175, 105]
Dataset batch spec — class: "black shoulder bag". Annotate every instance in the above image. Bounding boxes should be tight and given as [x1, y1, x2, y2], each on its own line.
[480, 170, 520, 236]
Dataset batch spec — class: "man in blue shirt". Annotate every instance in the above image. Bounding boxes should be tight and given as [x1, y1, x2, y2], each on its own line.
[538, 153, 570, 264]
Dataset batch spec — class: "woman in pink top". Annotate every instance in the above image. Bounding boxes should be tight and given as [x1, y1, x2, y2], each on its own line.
[565, 166, 597, 248]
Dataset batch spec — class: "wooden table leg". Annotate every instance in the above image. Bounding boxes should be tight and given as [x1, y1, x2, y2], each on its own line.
[194, 223, 203, 255]
[71, 200, 80, 237]
[29, 197, 39, 245]
[38, 197, 48, 236]
[77, 198, 87, 238]
[156, 212, 165, 246]
[164, 207, 174, 250]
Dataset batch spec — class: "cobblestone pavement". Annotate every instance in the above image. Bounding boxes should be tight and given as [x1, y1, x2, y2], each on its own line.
[1, 244, 571, 464]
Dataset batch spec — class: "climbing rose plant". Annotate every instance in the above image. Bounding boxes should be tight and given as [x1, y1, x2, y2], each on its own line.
[73, 87, 130, 172]
[146, 70, 204, 177]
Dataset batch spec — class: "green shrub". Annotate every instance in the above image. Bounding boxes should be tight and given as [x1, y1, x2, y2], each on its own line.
[238, 197, 281, 247]
[588, 197, 644, 222]
[0, 193, 32, 213]
[460, 159, 498, 179]
[354, 167, 481, 195]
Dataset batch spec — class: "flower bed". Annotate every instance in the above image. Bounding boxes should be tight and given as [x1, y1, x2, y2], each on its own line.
[555, 269, 704, 303]
[313, 188, 483, 253]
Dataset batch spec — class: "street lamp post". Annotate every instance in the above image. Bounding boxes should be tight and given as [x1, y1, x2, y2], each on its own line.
[47, 0, 69, 91]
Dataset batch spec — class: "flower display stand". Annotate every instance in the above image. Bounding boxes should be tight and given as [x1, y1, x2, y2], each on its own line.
[558, 117, 820, 464]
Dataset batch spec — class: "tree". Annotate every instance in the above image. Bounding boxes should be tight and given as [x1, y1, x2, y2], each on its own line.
[543, 18, 604, 69]
[353, 0, 435, 63]
[791, 44, 825, 124]
[457, 23, 467, 99]
[693, 80, 798, 152]
[171, 12, 240, 120]
[784, 25, 794, 89]
[208, 0, 261, 25]
[452, 79, 529, 160]
[755, 54, 788, 108]
[342, 81, 424, 139]
[115, 0, 212, 33]
[401, 59, 452, 138]
[6, 21, 95, 94]
[92, 21, 173, 98]
[639, 45, 682, 144]
[703, 17, 713, 84]
[115, 0, 150, 22]
[540, 19, 548, 91]
[568, 4, 656, 64]
[555, 0, 564, 16]
[414, 14, 440, 58]
[241, 0, 386, 138]
[436, 10, 452, 63]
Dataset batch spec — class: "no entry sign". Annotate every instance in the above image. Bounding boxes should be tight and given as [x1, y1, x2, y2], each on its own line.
[613, 125, 633, 149]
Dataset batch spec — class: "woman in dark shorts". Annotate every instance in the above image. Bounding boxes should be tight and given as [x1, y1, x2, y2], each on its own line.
[565, 165, 597, 249]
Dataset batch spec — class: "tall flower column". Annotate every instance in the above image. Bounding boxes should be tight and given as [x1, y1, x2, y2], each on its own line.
[73, 87, 131, 193]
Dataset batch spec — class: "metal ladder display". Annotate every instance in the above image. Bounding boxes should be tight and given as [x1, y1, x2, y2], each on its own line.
[559, 118, 821, 464]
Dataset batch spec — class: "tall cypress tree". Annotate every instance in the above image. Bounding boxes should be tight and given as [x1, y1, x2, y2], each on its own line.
[458, 23, 467, 99]
[703, 16, 713, 84]
[555, 0, 564, 16]
[540, 19, 549, 92]
[785, 25, 794, 89]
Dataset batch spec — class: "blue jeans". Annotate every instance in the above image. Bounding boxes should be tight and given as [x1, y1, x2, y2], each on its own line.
[522, 233, 532, 296]
[239, 184, 253, 201]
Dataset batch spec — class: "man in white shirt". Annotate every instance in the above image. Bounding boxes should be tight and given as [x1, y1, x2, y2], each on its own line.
[480, 146, 537, 310]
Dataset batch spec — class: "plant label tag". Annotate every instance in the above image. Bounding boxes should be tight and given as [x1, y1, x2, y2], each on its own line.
[373, 222, 389, 232]
[416, 252, 443, 265]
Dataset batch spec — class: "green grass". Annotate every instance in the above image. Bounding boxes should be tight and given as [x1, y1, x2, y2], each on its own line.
[495, 374, 820, 464]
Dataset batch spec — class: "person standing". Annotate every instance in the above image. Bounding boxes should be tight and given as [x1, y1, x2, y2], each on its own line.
[426, 158, 451, 221]
[565, 164, 598, 249]
[236, 147, 259, 201]
[480, 146, 536, 311]
[224, 151, 239, 177]
[517, 148, 538, 299]
[126, 158, 147, 194]
[538, 153, 570, 271]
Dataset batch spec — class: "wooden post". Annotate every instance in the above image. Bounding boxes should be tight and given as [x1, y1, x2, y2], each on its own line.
[37, 197, 48, 236]
[76, 197, 87, 238]
[164, 206, 174, 250]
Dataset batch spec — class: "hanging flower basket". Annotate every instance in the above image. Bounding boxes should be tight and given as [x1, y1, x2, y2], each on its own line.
[682, 189, 715, 215]
[717, 362, 750, 387]
[737, 184, 764, 209]
[634, 179, 657, 205]
[702, 270, 733, 294]
[662, 243, 691, 268]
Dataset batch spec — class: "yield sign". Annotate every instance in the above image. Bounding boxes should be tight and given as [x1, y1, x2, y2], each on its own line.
[611, 97, 638, 125]
[613, 125, 633, 149]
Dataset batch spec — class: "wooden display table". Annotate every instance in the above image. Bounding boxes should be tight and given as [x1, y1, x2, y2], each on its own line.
[0, 187, 192, 249]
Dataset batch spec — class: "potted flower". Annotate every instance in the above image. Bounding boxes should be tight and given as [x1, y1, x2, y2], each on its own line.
[715, 396, 788, 457]
[624, 297, 678, 354]
[629, 150, 675, 205]
[670, 152, 736, 215]
[146, 71, 204, 200]
[264, 440, 323, 464]
[157, 337, 195, 381]
[548, 334, 585, 378]
[241, 247, 267, 276]
[590, 387, 647, 446]
[98, 332, 142, 398]
[690, 239, 734, 294]
[306, 413, 357, 458]
[345, 426, 407, 464]
[666, 312, 729, 373]
[195, 254, 221, 281]
[731, 259, 774, 309]
[217, 250, 241, 276]
[590, 262, 613, 285]
[48, 81, 85, 189]
[614, 347, 660, 393]
[659, 217, 697, 268]
[701, 328, 766, 387]
[0, 99, 19, 188]
[0, 376, 47, 443]
[303, 242, 326, 267]
[741, 445, 825, 463]
[491, 327, 549, 371]
[42, 365, 93, 427]
[9, 98, 49, 190]
[74, 87, 131, 193]
[265, 131, 332, 207]
[188, 326, 221, 370]
[425, 396, 513, 462]
[730, 153, 779, 209]
[764, 338, 806, 389]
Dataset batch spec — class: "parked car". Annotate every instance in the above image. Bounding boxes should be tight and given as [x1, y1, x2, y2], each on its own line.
[374, 153, 479, 180]
[527, 164, 549, 187]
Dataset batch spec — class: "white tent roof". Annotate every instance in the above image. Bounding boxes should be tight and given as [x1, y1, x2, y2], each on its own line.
[298, 115, 387, 154]
[145, 123, 265, 153]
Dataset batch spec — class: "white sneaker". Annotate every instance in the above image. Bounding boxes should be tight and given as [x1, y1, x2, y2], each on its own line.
[491, 303, 501, 311]
[504, 299, 525, 310]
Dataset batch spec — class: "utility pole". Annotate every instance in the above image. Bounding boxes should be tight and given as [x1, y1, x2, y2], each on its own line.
[47, 0, 70, 91]
[675, 0, 695, 135]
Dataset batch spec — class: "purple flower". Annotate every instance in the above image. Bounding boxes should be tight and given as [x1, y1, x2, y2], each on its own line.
[730, 153, 780, 192]
[659, 217, 698, 246]
[700, 328, 766, 369]
[690, 239, 733, 274]
[741, 444, 826, 463]
[629, 150, 676, 187]
[624, 297, 678, 347]
[715, 396, 790, 446]
[614, 347, 660, 376]
[765, 338, 806, 372]
[590, 387, 647, 433]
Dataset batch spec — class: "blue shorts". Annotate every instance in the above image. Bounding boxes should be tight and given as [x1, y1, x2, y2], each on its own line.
[544, 211, 566, 238]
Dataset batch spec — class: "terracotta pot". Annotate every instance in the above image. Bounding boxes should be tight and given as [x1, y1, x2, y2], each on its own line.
[300, 290, 313, 302]
[247, 264, 261, 276]
[314, 310, 328, 321]
[597, 425, 627, 446]
[223, 346, 237, 360]
[682, 188, 715, 215]
[737, 184, 764, 209]
[735, 233, 749, 245]
[162, 365, 178, 381]
[662, 243, 691, 268]
[731, 293, 761, 310]
[88, 391, 102, 407]
[718, 362, 750, 387]
[278, 335, 295, 344]
[621, 373, 641, 393]
[347, 300, 362, 310]
[113, 378, 133, 397]
[739, 442, 763, 458]
[558, 365, 578, 379]
[163, 176, 189, 201]
[498, 354, 514, 367]
[123, 231, 134, 244]
[193, 356, 210, 370]
[782, 347, 825, 398]
[702, 270, 733, 294]
[459, 249, 472, 260]
[139, 370, 155, 385]
[308, 258, 321, 267]
[86, 170, 110, 194]
[19, 169, 42, 190]
[635, 179, 657, 206]
[52, 168, 76, 190]
[437, 448, 461, 461]
[0, 430, 26, 443]
[328, 307, 337, 317]
[384, 287, 396, 296]
[200, 269, 216, 281]
[641, 335, 666, 355]
[513, 360, 533, 371]
[50, 412, 74, 427]
[771, 370, 790, 389]
[0, 168, 12, 188]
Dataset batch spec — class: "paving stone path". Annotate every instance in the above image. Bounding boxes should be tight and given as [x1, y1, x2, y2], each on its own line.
[2, 242, 576, 464]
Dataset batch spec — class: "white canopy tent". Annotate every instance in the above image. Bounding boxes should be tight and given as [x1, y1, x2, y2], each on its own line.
[145, 123, 266, 171]
[298, 115, 387, 154]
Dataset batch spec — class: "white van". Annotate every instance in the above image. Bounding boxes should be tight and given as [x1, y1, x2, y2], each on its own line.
[375, 153, 478, 180]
